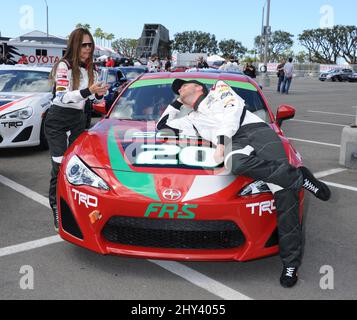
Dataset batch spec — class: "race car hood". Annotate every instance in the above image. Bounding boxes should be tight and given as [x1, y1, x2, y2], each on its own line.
[76, 119, 227, 175]
[70, 119, 302, 201]
[76, 119, 298, 173]
[0, 92, 49, 115]
[73, 119, 249, 202]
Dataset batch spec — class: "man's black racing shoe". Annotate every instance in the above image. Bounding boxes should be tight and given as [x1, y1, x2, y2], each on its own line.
[52, 205, 59, 233]
[280, 266, 299, 288]
[300, 167, 331, 201]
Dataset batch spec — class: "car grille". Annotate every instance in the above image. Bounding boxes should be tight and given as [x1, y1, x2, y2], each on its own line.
[102, 216, 246, 250]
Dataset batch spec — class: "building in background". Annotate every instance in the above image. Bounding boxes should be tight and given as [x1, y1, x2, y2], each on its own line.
[1, 31, 67, 65]
[136, 24, 170, 60]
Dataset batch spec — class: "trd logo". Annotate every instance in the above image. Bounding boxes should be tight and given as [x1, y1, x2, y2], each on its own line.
[246, 200, 276, 217]
[72, 189, 98, 209]
[1, 122, 23, 128]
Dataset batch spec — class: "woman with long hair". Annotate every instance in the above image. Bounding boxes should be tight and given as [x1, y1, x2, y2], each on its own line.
[45, 28, 109, 232]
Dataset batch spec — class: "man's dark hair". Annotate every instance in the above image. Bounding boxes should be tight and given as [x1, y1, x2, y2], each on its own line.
[289, 58, 293, 63]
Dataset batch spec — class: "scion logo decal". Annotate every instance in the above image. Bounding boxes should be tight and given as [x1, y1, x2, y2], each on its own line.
[145, 203, 198, 220]
[162, 189, 182, 201]
[247, 200, 276, 217]
[72, 189, 98, 209]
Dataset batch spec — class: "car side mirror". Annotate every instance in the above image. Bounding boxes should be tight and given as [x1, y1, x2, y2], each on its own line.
[276, 105, 296, 127]
[93, 101, 107, 115]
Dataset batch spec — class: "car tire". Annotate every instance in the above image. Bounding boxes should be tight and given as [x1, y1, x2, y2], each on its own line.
[39, 117, 49, 151]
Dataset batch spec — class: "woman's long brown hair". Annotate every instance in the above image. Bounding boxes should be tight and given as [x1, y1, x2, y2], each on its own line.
[51, 28, 95, 90]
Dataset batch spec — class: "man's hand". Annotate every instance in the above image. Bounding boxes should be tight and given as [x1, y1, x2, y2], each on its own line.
[214, 144, 225, 164]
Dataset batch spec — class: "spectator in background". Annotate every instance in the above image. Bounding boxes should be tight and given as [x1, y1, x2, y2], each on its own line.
[243, 62, 257, 78]
[276, 59, 286, 93]
[281, 58, 294, 94]
[164, 56, 172, 71]
[219, 56, 240, 73]
[148, 55, 161, 72]
[197, 56, 209, 69]
[105, 56, 115, 68]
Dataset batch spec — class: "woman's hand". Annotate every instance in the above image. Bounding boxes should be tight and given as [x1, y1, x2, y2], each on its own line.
[214, 144, 225, 164]
[89, 83, 110, 96]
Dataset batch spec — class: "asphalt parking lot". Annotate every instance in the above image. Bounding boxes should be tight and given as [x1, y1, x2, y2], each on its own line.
[0, 77, 356, 300]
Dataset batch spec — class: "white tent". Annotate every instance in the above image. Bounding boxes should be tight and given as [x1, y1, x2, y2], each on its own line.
[97, 55, 108, 62]
[207, 55, 225, 63]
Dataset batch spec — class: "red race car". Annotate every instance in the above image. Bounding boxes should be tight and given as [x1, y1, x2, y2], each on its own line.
[57, 72, 304, 262]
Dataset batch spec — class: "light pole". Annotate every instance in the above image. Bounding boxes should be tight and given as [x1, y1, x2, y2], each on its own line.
[262, 0, 271, 87]
[44, 0, 49, 37]
[261, 4, 265, 62]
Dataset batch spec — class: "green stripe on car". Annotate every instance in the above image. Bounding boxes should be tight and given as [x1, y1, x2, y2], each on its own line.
[129, 78, 257, 92]
[107, 127, 160, 201]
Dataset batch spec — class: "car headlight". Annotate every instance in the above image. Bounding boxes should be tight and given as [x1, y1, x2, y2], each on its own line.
[66, 155, 110, 191]
[0, 106, 33, 120]
[239, 181, 271, 196]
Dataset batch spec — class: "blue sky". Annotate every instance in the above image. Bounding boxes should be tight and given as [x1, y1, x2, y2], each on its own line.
[1, 0, 356, 52]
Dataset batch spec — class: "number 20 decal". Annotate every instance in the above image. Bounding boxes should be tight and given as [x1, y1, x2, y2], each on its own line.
[136, 145, 218, 168]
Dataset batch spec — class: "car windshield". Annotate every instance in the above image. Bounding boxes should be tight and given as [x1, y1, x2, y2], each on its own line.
[0, 70, 51, 92]
[108, 70, 118, 84]
[109, 79, 270, 123]
[120, 68, 147, 80]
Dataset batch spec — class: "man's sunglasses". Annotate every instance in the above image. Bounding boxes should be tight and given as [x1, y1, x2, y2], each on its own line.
[81, 43, 93, 49]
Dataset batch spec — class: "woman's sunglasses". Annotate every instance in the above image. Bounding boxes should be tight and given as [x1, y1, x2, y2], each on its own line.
[81, 43, 93, 49]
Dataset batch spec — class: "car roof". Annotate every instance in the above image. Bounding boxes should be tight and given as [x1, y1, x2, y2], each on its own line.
[0, 65, 52, 72]
[139, 72, 253, 84]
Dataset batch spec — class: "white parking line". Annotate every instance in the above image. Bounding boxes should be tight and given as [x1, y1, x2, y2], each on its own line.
[308, 110, 355, 117]
[322, 181, 357, 193]
[0, 236, 62, 258]
[291, 119, 347, 127]
[314, 168, 347, 179]
[288, 138, 341, 148]
[0, 174, 50, 209]
[150, 260, 252, 300]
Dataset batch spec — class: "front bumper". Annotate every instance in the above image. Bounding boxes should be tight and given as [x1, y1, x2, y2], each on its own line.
[57, 169, 305, 262]
[0, 116, 41, 148]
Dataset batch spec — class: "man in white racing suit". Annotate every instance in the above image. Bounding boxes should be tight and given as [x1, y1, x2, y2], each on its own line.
[157, 79, 331, 288]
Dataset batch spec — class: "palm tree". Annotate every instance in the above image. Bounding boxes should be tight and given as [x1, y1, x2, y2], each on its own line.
[94, 28, 104, 46]
[76, 23, 91, 31]
[107, 33, 115, 48]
